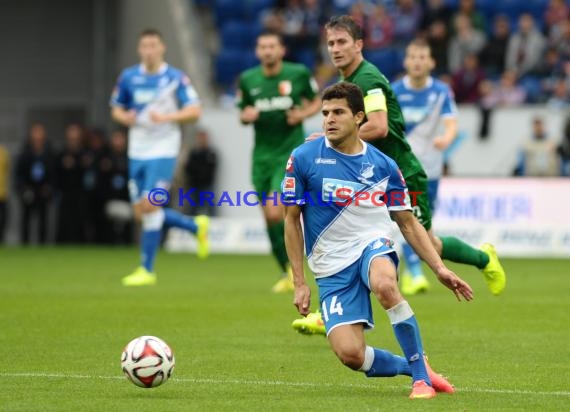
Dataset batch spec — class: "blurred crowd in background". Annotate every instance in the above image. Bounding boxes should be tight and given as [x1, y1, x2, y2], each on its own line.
[0, 126, 218, 246]
[209, 0, 570, 107]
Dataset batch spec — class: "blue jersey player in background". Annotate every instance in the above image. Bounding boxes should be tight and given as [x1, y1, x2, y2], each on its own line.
[392, 39, 458, 296]
[283, 82, 473, 399]
[110, 28, 209, 286]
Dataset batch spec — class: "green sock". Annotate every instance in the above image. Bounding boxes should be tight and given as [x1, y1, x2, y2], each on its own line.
[266, 221, 289, 272]
[440, 236, 489, 269]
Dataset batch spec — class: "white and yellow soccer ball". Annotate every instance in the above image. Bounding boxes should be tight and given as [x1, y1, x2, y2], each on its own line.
[121, 336, 175, 388]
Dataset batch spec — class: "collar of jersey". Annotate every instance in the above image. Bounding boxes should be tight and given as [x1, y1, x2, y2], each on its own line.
[138, 62, 168, 75]
[403, 75, 434, 91]
[324, 137, 367, 156]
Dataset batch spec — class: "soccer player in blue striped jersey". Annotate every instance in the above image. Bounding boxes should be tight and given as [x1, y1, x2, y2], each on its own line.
[392, 38, 458, 295]
[110, 28, 209, 286]
[284, 82, 472, 399]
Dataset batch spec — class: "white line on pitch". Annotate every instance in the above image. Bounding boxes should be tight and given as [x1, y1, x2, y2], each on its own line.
[0, 372, 568, 397]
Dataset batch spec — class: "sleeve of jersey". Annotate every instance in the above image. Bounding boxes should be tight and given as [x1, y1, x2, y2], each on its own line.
[177, 73, 201, 107]
[385, 160, 412, 212]
[441, 86, 458, 117]
[303, 68, 319, 99]
[110, 72, 130, 108]
[281, 150, 307, 206]
[236, 76, 250, 110]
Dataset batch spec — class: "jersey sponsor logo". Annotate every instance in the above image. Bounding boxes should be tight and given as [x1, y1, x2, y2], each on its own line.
[278, 80, 292, 96]
[322, 178, 365, 202]
[254, 96, 294, 111]
[286, 156, 294, 172]
[315, 158, 336, 165]
[398, 94, 414, 101]
[283, 177, 296, 194]
[401, 107, 430, 123]
[132, 76, 146, 84]
[133, 89, 157, 104]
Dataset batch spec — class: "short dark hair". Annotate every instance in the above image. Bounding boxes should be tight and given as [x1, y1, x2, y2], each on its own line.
[140, 28, 163, 40]
[322, 82, 365, 115]
[325, 15, 363, 41]
[257, 29, 285, 45]
[407, 38, 431, 52]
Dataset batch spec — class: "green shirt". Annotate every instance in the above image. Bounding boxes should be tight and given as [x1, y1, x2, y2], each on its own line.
[344, 60, 424, 178]
[237, 62, 318, 163]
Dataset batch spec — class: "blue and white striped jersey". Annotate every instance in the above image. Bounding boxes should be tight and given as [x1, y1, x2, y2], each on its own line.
[392, 76, 457, 179]
[110, 63, 200, 160]
[282, 137, 412, 277]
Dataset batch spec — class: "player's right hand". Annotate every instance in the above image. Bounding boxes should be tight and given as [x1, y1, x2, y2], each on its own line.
[435, 267, 474, 302]
[304, 132, 324, 142]
[241, 106, 259, 123]
[293, 284, 311, 316]
[124, 110, 138, 126]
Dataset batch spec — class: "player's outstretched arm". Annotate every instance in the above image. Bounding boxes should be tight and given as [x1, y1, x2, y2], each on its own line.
[433, 117, 458, 150]
[392, 210, 474, 302]
[284, 203, 311, 315]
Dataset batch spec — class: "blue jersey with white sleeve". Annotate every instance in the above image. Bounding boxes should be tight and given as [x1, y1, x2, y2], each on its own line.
[282, 137, 412, 277]
[110, 63, 200, 160]
[392, 76, 457, 179]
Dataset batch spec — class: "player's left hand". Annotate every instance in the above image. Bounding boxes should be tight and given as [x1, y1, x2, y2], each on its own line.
[286, 107, 304, 126]
[150, 111, 171, 124]
[293, 284, 312, 316]
[433, 136, 451, 151]
[435, 267, 474, 302]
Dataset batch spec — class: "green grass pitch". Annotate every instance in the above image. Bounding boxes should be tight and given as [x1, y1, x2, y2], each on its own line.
[0, 247, 568, 411]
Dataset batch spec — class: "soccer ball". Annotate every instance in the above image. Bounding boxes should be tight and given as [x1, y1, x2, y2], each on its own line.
[121, 335, 175, 388]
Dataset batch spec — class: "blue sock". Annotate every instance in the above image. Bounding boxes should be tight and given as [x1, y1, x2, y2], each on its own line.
[163, 208, 197, 234]
[402, 242, 424, 279]
[362, 347, 412, 377]
[140, 209, 166, 273]
[388, 301, 430, 385]
[141, 229, 161, 272]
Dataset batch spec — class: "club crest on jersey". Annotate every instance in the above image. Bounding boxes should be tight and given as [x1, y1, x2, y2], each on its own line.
[278, 80, 292, 96]
[358, 163, 375, 184]
[286, 156, 294, 172]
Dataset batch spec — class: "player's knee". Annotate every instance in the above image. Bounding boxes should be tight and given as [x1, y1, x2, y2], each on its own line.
[371, 277, 400, 309]
[333, 343, 365, 370]
[140, 200, 159, 215]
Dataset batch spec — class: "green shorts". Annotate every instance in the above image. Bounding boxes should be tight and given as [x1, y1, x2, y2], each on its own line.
[404, 171, 432, 231]
[252, 158, 287, 196]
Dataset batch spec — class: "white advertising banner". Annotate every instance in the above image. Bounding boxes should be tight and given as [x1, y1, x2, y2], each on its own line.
[433, 178, 570, 257]
[166, 178, 570, 258]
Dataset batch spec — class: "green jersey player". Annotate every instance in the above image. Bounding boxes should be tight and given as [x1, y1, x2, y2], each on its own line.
[237, 30, 320, 293]
[292, 16, 506, 335]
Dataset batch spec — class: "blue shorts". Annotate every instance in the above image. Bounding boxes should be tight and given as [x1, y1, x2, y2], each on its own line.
[316, 238, 399, 336]
[128, 158, 177, 203]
